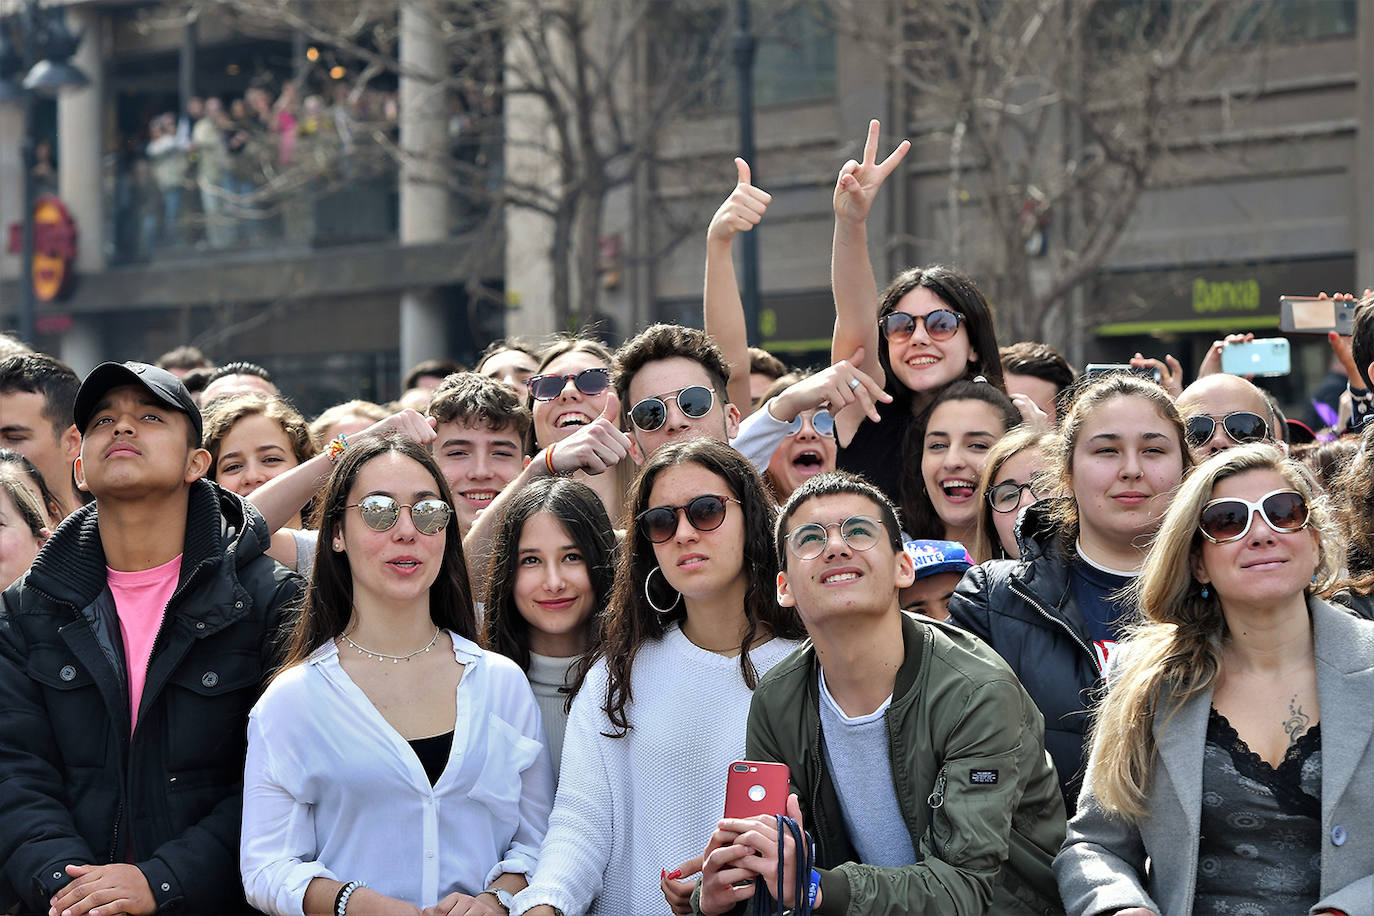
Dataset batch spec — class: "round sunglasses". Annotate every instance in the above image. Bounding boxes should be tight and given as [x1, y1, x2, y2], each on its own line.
[629, 385, 715, 432]
[636, 494, 738, 543]
[347, 495, 453, 536]
[1198, 488, 1309, 544]
[786, 516, 885, 560]
[527, 367, 611, 402]
[1184, 411, 1268, 448]
[787, 409, 835, 437]
[987, 480, 1043, 514]
[878, 308, 965, 343]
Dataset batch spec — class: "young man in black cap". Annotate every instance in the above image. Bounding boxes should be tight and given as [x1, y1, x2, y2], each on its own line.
[0, 361, 300, 915]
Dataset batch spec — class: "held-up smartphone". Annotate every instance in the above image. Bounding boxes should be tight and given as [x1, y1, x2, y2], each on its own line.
[1279, 296, 1358, 335]
[1082, 363, 1163, 384]
[724, 760, 790, 819]
[1220, 337, 1291, 377]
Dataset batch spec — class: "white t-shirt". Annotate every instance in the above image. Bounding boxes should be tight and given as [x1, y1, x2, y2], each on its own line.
[513, 625, 803, 916]
[240, 631, 554, 914]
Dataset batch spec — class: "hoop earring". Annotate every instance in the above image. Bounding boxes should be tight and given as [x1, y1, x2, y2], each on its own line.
[644, 566, 682, 615]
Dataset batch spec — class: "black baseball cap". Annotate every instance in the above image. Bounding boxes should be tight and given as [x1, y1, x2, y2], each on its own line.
[73, 361, 203, 441]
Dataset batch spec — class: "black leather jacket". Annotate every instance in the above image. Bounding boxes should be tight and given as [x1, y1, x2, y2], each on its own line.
[947, 501, 1104, 812]
[0, 479, 300, 914]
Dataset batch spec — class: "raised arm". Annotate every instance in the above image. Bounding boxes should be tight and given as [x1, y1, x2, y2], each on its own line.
[248, 409, 437, 533]
[830, 119, 910, 386]
[704, 158, 772, 415]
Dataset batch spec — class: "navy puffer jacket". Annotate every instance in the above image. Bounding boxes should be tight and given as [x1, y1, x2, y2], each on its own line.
[946, 500, 1105, 813]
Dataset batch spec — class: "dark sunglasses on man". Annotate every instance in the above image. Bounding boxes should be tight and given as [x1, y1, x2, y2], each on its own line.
[629, 385, 715, 432]
[1184, 411, 1269, 449]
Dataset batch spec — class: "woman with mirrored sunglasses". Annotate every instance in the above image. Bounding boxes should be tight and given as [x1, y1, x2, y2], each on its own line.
[968, 426, 1052, 564]
[756, 371, 840, 501]
[827, 120, 1007, 511]
[515, 439, 805, 916]
[1058, 444, 1374, 916]
[242, 434, 554, 916]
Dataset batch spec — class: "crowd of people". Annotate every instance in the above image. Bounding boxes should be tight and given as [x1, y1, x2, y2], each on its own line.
[110, 82, 406, 259]
[2, 118, 1373, 916]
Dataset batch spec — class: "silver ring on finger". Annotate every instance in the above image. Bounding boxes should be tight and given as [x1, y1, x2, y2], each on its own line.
[848, 377, 861, 391]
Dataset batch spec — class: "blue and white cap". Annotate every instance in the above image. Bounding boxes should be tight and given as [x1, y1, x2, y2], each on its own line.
[902, 538, 973, 579]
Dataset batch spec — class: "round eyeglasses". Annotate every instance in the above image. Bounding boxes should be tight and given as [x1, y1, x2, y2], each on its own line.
[987, 480, 1043, 514]
[785, 516, 885, 560]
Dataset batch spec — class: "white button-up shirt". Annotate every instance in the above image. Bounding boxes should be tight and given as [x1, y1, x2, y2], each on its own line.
[240, 632, 554, 915]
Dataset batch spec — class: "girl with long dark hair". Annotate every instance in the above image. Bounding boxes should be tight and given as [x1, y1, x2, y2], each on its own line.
[513, 438, 806, 916]
[482, 477, 616, 775]
[829, 121, 1006, 511]
[241, 434, 553, 916]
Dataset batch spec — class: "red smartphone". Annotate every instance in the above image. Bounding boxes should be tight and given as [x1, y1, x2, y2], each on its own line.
[724, 760, 790, 819]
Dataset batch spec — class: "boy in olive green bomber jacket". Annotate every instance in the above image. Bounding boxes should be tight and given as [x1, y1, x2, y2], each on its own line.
[694, 473, 1066, 915]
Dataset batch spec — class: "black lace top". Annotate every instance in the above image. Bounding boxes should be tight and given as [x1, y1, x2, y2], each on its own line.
[1194, 707, 1322, 914]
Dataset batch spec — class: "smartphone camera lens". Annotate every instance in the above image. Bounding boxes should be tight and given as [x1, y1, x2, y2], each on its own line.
[732, 763, 748, 773]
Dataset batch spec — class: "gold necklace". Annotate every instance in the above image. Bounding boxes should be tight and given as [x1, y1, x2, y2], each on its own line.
[340, 627, 442, 663]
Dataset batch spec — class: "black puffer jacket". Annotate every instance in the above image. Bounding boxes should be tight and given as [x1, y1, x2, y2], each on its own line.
[0, 479, 300, 914]
[946, 500, 1104, 812]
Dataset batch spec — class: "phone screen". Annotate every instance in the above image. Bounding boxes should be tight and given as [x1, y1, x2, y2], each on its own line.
[1287, 298, 1336, 330]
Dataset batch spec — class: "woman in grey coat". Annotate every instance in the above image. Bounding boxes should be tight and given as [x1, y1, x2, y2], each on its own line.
[1055, 444, 1374, 916]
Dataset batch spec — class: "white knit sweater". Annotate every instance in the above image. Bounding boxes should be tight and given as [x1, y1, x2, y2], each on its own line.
[511, 625, 802, 916]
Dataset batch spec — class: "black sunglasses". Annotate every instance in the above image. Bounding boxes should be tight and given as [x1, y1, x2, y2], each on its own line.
[1184, 411, 1268, 448]
[527, 367, 611, 402]
[636, 494, 738, 543]
[1198, 489, 1309, 544]
[348, 495, 453, 536]
[878, 309, 964, 343]
[629, 385, 715, 432]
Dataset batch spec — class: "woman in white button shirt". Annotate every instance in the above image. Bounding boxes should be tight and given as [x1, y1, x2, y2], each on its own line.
[241, 434, 554, 916]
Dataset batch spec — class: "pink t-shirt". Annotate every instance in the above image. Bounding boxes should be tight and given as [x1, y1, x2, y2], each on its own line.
[107, 555, 182, 731]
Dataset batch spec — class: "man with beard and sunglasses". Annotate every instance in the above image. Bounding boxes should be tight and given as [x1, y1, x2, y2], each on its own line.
[0, 362, 300, 916]
[1177, 374, 1278, 457]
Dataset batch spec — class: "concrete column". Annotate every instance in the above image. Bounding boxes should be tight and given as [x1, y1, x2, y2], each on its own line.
[0, 105, 22, 288]
[57, 5, 105, 275]
[397, 0, 450, 378]
[1358, 0, 1374, 286]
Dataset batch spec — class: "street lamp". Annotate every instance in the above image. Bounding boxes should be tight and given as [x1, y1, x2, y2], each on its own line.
[0, 1, 88, 346]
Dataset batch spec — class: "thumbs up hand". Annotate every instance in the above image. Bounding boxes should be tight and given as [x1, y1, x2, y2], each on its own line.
[707, 157, 772, 246]
[541, 389, 640, 477]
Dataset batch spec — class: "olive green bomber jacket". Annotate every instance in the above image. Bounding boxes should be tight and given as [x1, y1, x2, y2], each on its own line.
[698, 613, 1067, 916]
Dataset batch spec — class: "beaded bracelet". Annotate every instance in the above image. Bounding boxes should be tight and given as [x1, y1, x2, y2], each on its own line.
[326, 433, 349, 464]
[334, 880, 365, 916]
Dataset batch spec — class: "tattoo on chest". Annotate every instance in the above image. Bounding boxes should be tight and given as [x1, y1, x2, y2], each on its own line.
[1282, 695, 1311, 745]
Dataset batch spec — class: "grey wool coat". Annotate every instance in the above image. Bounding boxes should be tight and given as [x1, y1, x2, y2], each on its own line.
[1054, 597, 1374, 916]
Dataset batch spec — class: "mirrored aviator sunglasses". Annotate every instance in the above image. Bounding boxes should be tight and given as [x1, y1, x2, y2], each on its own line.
[1198, 489, 1309, 544]
[636, 494, 735, 543]
[1184, 411, 1268, 448]
[629, 385, 715, 432]
[349, 495, 453, 536]
[527, 367, 610, 401]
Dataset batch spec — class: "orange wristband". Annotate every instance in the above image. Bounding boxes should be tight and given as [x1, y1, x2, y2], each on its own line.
[544, 442, 557, 476]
